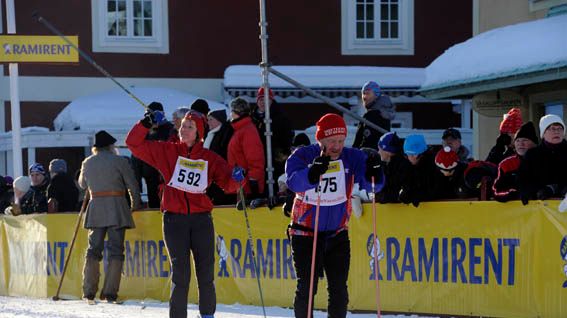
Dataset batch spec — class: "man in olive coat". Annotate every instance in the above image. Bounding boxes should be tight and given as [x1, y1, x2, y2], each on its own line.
[79, 130, 141, 302]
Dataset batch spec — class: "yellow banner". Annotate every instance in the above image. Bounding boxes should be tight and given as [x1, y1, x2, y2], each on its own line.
[0, 35, 79, 63]
[1, 201, 566, 317]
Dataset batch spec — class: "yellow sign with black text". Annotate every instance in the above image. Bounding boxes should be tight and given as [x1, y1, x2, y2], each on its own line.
[0, 35, 78, 63]
[1, 201, 566, 317]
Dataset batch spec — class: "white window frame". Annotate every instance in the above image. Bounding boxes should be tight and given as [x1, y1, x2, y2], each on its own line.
[91, 0, 169, 54]
[341, 0, 414, 55]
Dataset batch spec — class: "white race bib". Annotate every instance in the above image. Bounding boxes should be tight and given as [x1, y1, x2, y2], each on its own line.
[168, 157, 208, 193]
[303, 160, 347, 206]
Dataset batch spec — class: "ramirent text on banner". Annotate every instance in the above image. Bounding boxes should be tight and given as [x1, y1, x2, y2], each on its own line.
[0, 201, 566, 317]
[0, 35, 79, 63]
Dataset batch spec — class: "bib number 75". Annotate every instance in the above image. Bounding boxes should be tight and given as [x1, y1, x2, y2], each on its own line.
[317, 176, 337, 193]
[177, 168, 201, 187]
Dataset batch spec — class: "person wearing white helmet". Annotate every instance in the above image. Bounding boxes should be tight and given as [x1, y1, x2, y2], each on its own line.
[519, 114, 567, 204]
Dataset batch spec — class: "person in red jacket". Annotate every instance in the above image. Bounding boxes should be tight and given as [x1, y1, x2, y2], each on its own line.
[126, 109, 244, 318]
[228, 97, 265, 200]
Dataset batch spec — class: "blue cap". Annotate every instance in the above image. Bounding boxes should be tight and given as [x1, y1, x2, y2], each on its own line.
[403, 134, 428, 156]
[362, 81, 381, 97]
[378, 132, 400, 153]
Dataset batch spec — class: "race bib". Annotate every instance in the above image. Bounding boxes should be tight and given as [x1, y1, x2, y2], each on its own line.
[303, 160, 347, 206]
[168, 157, 208, 193]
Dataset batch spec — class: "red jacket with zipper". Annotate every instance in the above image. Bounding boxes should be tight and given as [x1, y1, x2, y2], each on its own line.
[126, 121, 239, 214]
[228, 116, 265, 194]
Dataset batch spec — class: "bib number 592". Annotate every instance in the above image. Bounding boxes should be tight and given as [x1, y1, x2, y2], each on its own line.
[177, 168, 201, 187]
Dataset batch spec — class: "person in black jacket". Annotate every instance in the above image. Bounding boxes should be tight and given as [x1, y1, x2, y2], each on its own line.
[353, 81, 395, 149]
[204, 109, 233, 160]
[519, 114, 567, 204]
[375, 132, 413, 204]
[433, 147, 469, 200]
[486, 108, 522, 165]
[252, 87, 294, 185]
[47, 159, 79, 212]
[130, 101, 174, 208]
[20, 163, 49, 214]
[402, 134, 438, 206]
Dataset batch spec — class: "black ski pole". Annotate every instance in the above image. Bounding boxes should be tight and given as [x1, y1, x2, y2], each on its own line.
[238, 184, 267, 318]
[52, 191, 90, 301]
[32, 11, 147, 109]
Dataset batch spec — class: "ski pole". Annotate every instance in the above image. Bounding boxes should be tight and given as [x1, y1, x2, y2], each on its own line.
[52, 191, 90, 301]
[32, 11, 147, 109]
[371, 176, 381, 318]
[306, 175, 323, 318]
[238, 183, 267, 318]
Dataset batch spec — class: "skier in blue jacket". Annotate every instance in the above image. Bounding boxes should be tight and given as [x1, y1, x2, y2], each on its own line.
[286, 113, 385, 318]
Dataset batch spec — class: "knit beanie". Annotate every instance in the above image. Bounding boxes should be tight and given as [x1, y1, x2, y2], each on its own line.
[208, 109, 227, 123]
[29, 163, 46, 175]
[539, 114, 565, 138]
[362, 81, 381, 97]
[190, 99, 210, 115]
[378, 132, 400, 154]
[315, 113, 347, 141]
[49, 159, 67, 174]
[183, 111, 207, 141]
[230, 97, 252, 117]
[403, 134, 428, 156]
[256, 87, 274, 103]
[13, 176, 31, 193]
[435, 146, 459, 170]
[292, 133, 311, 147]
[514, 121, 538, 144]
[148, 101, 164, 112]
[499, 108, 523, 134]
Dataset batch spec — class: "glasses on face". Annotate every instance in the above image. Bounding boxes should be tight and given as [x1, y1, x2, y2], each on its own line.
[547, 126, 564, 133]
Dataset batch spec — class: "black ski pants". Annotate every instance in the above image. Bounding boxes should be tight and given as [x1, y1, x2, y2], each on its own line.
[291, 230, 350, 318]
[163, 212, 216, 318]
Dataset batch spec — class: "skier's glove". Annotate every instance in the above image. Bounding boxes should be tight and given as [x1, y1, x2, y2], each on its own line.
[365, 155, 382, 184]
[536, 184, 557, 200]
[231, 166, 245, 183]
[307, 155, 330, 184]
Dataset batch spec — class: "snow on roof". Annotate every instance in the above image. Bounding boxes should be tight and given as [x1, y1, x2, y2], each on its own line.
[224, 65, 425, 89]
[421, 14, 567, 90]
[54, 87, 227, 131]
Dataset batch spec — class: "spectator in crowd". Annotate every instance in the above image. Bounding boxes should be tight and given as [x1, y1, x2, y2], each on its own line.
[79, 130, 141, 303]
[281, 132, 311, 217]
[433, 147, 469, 199]
[204, 109, 233, 160]
[519, 114, 567, 204]
[20, 163, 49, 214]
[353, 81, 396, 149]
[191, 98, 210, 117]
[253, 87, 294, 185]
[375, 132, 413, 204]
[204, 109, 234, 205]
[4, 176, 31, 216]
[442, 128, 472, 162]
[47, 159, 79, 212]
[131, 101, 173, 208]
[170, 107, 191, 142]
[486, 108, 523, 165]
[285, 113, 384, 318]
[228, 97, 265, 203]
[462, 160, 498, 200]
[402, 134, 437, 207]
[493, 122, 538, 202]
[0, 176, 13, 214]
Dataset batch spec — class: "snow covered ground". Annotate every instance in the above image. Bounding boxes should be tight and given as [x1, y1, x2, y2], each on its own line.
[0, 296, 438, 318]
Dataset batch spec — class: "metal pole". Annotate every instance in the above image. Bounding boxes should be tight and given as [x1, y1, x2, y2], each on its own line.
[268, 67, 389, 135]
[258, 0, 275, 201]
[6, 0, 23, 178]
[32, 12, 147, 109]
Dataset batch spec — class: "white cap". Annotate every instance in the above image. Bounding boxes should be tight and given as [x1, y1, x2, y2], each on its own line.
[13, 176, 31, 192]
[539, 114, 565, 138]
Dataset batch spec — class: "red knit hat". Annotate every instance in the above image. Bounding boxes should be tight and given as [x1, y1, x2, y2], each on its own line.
[257, 87, 274, 103]
[435, 146, 459, 170]
[315, 113, 347, 141]
[183, 111, 207, 142]
[499, 108, 522, 134]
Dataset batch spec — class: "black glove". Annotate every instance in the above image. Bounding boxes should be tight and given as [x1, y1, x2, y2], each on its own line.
[365, 155, 382, 183]
[536, 184, 557, 200]
[411, 198, 420, 208]
[283, 201, 292, 217]
[307, 155, 330, 184]
[249, 179, 260, 197]
[398, 188, 412, 205]
[236, 199, 250, 211]
[496, 133, 512, 148]
[142, 109, 166, 128]
[520, 192, 529, 206]
[141, 112, 153, 128]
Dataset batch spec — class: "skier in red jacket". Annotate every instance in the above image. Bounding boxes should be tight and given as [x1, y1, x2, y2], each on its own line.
[126, 109, 244, 318]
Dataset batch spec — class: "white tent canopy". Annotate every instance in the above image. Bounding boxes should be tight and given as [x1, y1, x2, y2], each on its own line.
[54, 87, 227, 131]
